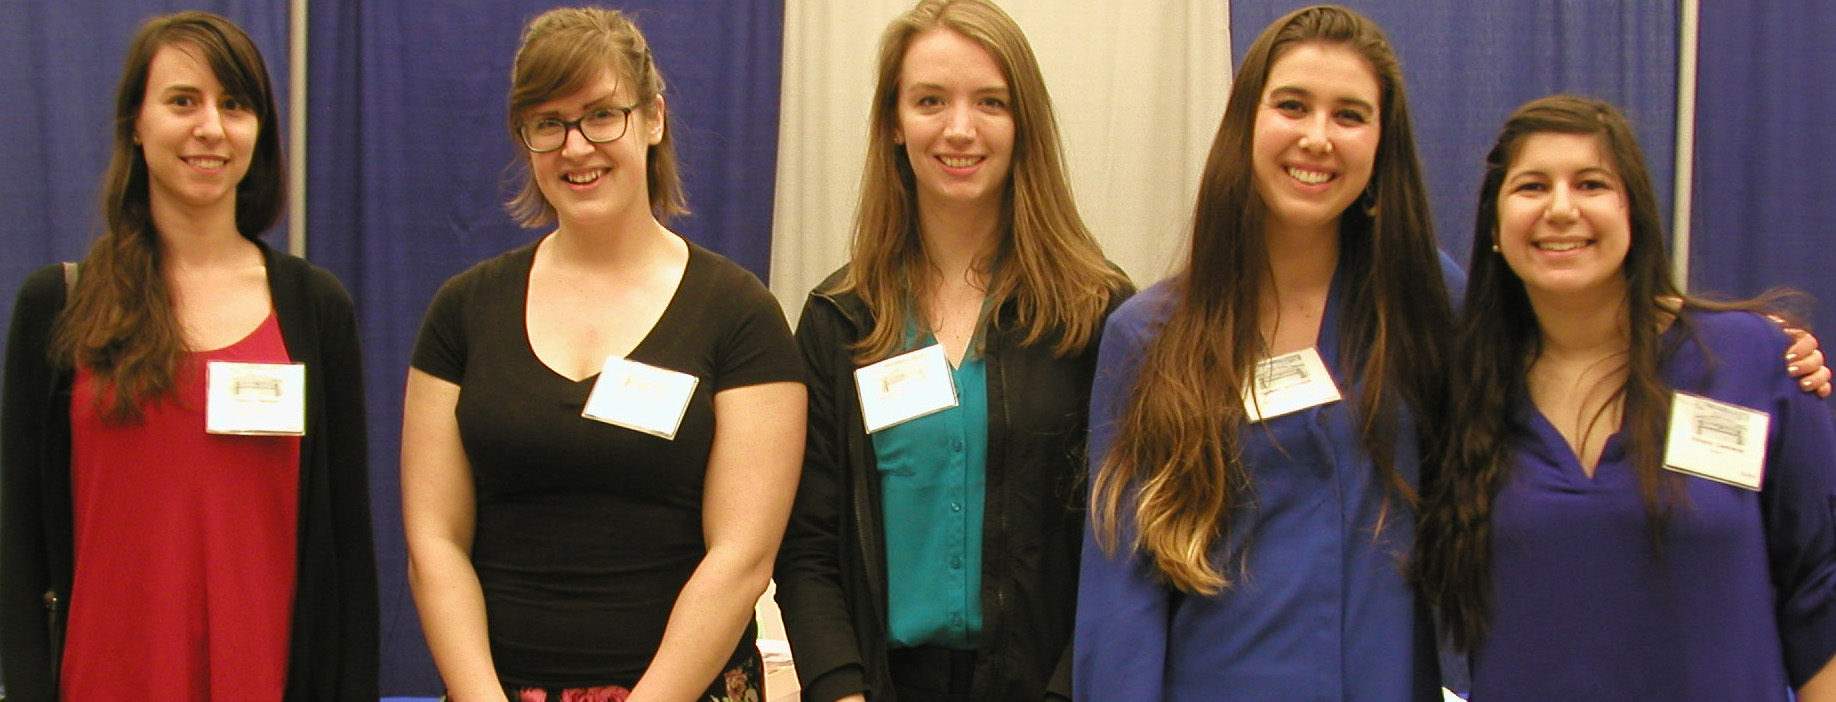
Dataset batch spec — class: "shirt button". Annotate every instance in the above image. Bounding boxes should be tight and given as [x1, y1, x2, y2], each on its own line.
[951, 502, 962, 513]
[951, 613, 963, 625]
[949, 557, 962, 569]
[951, 439, 963, 451]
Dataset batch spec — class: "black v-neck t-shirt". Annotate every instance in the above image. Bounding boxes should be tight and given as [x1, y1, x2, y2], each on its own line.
[411, 240, 800, 687]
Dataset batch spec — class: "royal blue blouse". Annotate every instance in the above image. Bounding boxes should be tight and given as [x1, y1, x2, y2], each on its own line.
[1075, 256, 1459, 702]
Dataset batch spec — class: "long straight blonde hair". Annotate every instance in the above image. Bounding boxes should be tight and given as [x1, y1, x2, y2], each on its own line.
[837, 0, 1124, 362]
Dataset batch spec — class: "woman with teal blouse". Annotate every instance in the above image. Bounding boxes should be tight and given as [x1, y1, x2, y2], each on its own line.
[772, 1, 1129, 701]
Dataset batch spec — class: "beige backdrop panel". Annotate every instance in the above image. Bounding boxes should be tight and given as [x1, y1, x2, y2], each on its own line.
[769, 0, 1232, 316]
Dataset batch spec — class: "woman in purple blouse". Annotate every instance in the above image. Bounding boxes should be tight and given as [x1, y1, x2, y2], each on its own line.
[1416, 95, 1836, 701]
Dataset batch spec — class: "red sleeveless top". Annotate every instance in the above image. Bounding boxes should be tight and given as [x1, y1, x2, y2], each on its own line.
[62, 312, 301, 701]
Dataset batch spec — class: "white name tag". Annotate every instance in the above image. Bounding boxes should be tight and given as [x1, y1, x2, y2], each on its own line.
[1664, 392, 1770, 491]
[581, 356, 700, 440]
[206, 362, 306, 436]
[855, 344, 958, 433]
[1243, 348, 1342, 423]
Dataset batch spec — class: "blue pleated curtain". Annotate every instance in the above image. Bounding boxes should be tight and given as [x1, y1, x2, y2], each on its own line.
[1692, 0, 1836, 318]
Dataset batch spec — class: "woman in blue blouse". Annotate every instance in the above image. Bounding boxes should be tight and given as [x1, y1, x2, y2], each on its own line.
[1415, 95, 1836, 701]
[1077, 7, 1454, 701]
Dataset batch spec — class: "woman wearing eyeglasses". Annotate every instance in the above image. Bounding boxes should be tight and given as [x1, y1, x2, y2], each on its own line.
[401, 8, 805, 702]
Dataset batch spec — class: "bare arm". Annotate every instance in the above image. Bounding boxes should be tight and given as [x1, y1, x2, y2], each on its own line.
[401, 369, 507, 702]
[627, 381, 806, 702]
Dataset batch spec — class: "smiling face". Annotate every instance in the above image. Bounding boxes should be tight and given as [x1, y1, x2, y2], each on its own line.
[1495, 131, 1631, 302]
[135, 43, 259, 221]
[523, 67, 663, 231]
[894, 28, 1015, 218]
[1250, 42, 1381, 237]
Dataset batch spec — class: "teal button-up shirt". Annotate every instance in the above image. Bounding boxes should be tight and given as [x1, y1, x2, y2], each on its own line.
[872, 338, 988, 650]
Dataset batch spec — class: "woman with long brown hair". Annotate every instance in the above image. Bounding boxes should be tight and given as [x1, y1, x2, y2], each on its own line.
[0, 11, 376, 701]
[1079, 6, 1452, 700]
[1414, 95, 1836, 701]
[773, 1, 1129, 700]
[401, 7, 804, 702]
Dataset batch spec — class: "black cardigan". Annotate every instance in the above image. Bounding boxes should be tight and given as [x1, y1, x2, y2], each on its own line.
[774, 267, 1128, 702]
[0, 242, 379, 701]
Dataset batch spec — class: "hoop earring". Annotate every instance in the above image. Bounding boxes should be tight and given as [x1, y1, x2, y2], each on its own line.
[1360, 184, 1378, 217]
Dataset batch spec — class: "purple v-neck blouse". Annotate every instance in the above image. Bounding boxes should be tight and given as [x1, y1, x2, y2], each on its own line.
[1475, 309, 1836, 701]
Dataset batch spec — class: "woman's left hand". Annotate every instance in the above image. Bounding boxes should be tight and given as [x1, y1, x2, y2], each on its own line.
[1775, 317, 1832, 398]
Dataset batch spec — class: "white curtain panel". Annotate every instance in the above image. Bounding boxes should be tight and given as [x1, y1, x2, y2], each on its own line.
[769, 0, 1232, 316]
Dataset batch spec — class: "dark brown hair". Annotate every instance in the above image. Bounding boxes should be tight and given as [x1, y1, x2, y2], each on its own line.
[53, 10, 284, 422]
[504, 6, 686, 227]
[836, 0, 1126, 362]
[1091, 4, 1452, 594]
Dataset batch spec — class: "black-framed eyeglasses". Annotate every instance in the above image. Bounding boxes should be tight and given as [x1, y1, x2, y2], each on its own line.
[519, 103, 641, 153]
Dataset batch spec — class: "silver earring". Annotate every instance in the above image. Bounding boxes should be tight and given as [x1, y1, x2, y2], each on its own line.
[1490, 242, 1501, 253]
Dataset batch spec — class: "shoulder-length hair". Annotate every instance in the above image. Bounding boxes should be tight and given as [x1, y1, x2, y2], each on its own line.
[53, 10, 284, 422]
[837, 0, 1125, 362]
[1091, 4, 1452, 595]
[1414, 94, 1781, 651]
[504, 6, 686, 227]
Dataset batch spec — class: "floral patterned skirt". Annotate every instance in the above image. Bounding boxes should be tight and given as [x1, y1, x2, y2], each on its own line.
[503, 646, 764, 702]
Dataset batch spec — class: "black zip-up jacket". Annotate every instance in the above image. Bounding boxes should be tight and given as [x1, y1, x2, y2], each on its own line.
[774, 268, 1128, 702]
[0, 243, 379, 701]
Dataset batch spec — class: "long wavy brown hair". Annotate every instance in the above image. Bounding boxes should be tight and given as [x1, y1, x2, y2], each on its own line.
[1090, 5, 1453, 595]
[837, 0, 1125, 362]
[504, 6, 686, 227]
[1413, 94, 1786, 652]
[53, 11, 285, 423]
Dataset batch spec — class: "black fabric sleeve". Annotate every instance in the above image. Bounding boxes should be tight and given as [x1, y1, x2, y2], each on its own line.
[0, 266, 68, 702]
[308, 267, 380, 702]
[410, 270, 473, 384]
[710, 263, 801, 392]
[774, 295, 867, 702]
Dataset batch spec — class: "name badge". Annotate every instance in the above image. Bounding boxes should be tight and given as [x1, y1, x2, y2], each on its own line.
[855, 344, 958, 433]
[1664, 391, 1770, 491]
[206, 362, 306, 436]
[1243, 348, 1342, 423]
[581, 357, 700, 440]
